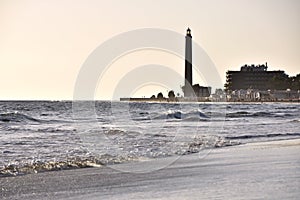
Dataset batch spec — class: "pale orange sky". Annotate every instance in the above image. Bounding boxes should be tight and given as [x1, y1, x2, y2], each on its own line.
[0, 0, 299, 100]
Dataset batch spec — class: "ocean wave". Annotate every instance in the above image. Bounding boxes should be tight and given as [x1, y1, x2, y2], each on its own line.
[0, 112, 40, 123]
[0, 112, 71, 124]
[0, 154, 136, 177]
[176, 135, 240, 155]
[225, 132, 300, 140]
[0, 133, 240, 177]
[37, 127, 77, 133]
[182, 117, 210, 122]
[289, 119, 300, 123]
[103, 129, 140, 137]
[153, 110, 210, 120]
[275, 106, 297, 110]
[225, 111, 292, 118]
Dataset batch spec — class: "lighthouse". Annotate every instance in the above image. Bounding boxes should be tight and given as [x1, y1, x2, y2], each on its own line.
[184, 28, 193, 97]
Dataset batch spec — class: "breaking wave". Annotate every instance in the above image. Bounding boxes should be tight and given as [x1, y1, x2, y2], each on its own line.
[0, 132, 240, 177]
[175, 135, 240, 155]
[0, 154, 137, 177]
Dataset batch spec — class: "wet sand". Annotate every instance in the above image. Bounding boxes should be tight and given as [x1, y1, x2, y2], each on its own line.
[1, 139, 300, 200]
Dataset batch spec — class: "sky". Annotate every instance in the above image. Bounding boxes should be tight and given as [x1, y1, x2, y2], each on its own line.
[0, 0, 299, 100]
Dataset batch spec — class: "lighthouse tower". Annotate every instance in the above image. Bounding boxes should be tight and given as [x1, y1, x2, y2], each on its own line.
[184, 28, 193, 97]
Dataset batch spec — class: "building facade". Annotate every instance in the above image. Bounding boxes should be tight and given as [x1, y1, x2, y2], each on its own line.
[225, 63, 288, 91]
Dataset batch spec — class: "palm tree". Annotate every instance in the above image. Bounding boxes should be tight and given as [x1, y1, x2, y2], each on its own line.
[168, 90, 175, 101]
[157, 92, 164, 100]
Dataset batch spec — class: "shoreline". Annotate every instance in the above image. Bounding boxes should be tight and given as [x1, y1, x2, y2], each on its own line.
[1, 100, 299, 103]
[120, 98, 300, 103]
[1, 138, 300, 199]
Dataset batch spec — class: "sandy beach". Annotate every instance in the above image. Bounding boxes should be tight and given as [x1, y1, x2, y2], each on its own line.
[1, 139, 299, 200]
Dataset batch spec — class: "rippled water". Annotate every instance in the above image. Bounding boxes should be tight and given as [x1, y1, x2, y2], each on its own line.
[0, 101, 299, 176]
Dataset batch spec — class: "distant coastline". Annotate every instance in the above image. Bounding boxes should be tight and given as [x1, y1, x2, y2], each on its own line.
[120, 97, 209, 102]
[120, 97, 300, 103]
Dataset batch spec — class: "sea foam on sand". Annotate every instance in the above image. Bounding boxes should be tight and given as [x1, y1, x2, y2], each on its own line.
[1, 139, 300, 200]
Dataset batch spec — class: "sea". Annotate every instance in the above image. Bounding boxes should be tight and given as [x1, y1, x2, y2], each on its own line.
[0, 101, 299, 176]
